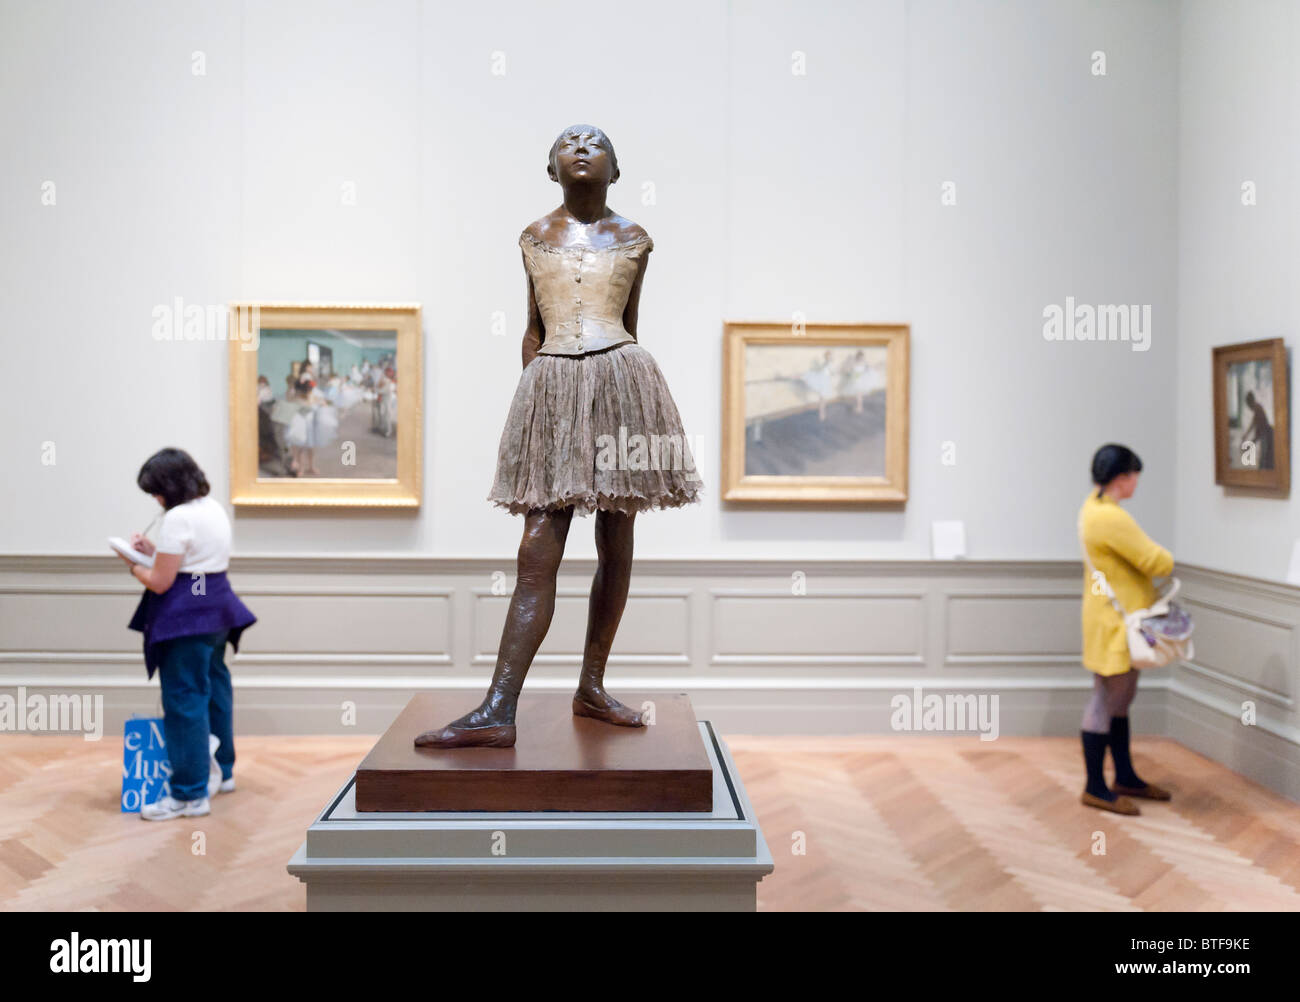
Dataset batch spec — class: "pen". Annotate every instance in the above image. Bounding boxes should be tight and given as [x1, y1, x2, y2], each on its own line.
[135, 512, 161, 546]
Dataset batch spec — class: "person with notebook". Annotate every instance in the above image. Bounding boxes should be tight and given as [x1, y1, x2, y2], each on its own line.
[115, 448, 256, 821]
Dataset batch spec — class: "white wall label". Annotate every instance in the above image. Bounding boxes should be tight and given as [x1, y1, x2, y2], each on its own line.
[932, 520, 967, 560]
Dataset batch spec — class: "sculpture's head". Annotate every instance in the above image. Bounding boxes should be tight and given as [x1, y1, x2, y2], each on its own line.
[548, 124, 619, 188]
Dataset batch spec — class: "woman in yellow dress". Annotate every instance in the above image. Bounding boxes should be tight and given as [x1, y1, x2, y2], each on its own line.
[1078, 444, 1174, 815]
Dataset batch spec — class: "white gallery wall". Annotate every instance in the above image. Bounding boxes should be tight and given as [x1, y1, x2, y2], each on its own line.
[0, 0, 1180, 562]
[1177, 0, 1299, 584]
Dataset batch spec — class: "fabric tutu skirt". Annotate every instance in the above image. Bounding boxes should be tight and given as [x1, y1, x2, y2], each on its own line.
[488, 343, 703, 516]
[286, 404, 339, 449]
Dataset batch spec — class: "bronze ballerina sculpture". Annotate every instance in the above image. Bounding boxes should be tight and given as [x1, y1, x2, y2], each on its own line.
[415, 124, 702, 749]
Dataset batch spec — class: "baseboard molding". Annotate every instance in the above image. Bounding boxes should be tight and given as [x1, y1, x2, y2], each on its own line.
[1166, 689, 1300, 803]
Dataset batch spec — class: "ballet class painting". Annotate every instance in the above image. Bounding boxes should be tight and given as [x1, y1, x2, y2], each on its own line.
[227, 303, 423, 507]
[255, 329, 399, 480]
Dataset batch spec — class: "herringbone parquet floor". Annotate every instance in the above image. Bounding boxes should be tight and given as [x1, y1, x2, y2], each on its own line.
[1, 733, 1298, 911]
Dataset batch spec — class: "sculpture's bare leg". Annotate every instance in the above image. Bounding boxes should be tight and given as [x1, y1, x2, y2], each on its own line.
[572, 509, 644, 727]
[414, 507, 573, 748]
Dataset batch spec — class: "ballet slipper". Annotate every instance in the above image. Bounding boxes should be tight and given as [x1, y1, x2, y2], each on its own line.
[572, 694, 644, 727]
[413, 723, 516, 749]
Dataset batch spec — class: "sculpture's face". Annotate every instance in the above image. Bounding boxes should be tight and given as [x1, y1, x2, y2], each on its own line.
[551, 129, 617, 187]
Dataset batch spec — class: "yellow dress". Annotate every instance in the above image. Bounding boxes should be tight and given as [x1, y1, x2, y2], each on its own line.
[1078, 492, 1174, 676]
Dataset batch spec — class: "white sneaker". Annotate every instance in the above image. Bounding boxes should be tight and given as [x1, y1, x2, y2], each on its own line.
[140, 795, 210, 821]
[217, 777, 235, 794]
[207, 735, 221, 796]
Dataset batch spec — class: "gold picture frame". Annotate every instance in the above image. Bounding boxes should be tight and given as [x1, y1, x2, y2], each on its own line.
[722, 321, 909, 503]
[1212, 337, 1290, 494]
[228, 302, 423, 507]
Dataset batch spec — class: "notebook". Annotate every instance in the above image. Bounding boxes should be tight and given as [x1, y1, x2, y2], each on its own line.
[109, 537, 155, 568]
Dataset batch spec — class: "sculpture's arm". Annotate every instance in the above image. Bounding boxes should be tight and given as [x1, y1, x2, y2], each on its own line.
[622, 251, 649, 341]
[521, 254, 544, 369]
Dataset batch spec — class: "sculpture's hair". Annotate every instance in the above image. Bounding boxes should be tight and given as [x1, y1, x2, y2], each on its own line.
[548, 124, 619, 183]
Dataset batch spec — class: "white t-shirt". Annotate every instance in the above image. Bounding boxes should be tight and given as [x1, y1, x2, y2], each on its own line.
[154, 496, 233, 573]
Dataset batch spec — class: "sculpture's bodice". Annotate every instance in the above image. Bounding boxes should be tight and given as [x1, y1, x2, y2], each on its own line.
[519, 229, 653, 355]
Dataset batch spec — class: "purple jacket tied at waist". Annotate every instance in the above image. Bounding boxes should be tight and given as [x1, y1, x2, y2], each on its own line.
[128, 571, 256, 680]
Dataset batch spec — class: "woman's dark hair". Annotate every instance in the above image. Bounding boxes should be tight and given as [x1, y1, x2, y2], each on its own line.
[1090, 443, 1142, 497]
[137, 448, 210, 510]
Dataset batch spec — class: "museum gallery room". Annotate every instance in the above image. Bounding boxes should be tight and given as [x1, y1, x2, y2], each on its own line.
[3, 0, 1300, 930]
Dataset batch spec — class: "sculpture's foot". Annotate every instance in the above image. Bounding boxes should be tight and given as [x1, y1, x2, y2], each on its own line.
[572, 688, 645, 727]
[414, 722, 516, 748]
[414, 706, 517, 748]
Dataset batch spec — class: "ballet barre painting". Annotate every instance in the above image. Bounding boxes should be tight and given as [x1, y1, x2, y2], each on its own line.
[227, 303, 423, 507]
[721, 322, 909, 503]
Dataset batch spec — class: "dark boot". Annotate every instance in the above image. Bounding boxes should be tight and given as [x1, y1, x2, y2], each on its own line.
[1080, 730, 1139, 814]
[1109, 716, 1171, 800]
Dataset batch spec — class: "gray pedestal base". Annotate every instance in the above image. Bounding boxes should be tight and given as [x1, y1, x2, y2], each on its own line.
[287, 722, 773, 911]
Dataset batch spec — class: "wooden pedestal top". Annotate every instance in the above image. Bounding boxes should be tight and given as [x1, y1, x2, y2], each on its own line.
[354, 692, 713, 812]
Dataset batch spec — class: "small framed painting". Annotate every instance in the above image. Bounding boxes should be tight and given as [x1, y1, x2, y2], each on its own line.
[228, 302, 423, 507]
[722, 322, 909, 503]
[1213, 337, 1290, 493]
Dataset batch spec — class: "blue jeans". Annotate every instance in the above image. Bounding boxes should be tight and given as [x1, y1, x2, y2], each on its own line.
[156, 629, 235, 801]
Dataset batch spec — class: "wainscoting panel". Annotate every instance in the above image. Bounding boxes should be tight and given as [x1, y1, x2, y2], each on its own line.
[1177, 596, 1294, 705]
[1169, 566, 1300, 801]
[1, 555, 1296, 802]
[944, 591, 1082, 665]
[710, 589, 923, 664]
[242, 587, 454, 659]
[0, 586, 143, 653]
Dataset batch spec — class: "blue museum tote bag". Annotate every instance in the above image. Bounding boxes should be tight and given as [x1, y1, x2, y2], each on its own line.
[121, 716, 173, 813]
